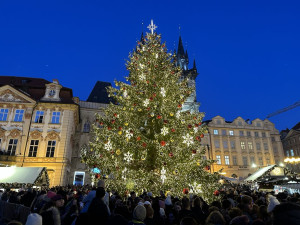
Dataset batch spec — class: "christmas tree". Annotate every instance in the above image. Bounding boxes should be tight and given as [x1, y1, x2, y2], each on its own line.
[81, 21, 220, 202]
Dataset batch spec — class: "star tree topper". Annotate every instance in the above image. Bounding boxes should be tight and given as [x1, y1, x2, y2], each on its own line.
[147, 19, 157, 34]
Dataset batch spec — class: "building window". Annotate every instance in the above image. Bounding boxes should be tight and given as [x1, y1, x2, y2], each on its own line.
[51, 112, 61, 124]
[248, 142, 253, 150]
[221, 130, 226, 136]
[214, 140, 220, 148]
[229, 130, 234, 136]
[46, 140, 56, 157]
[271, 137, 275, 142]
[14, 109, 24, 122]
[263, 143, 269, 150]
[262, 132, 266, 138]
[254, 132, 259, 137]
[225, 156, 230, 165]
[230, 141, 236, 149]
[266, 158, 270, 165]
[232, 156, 237, 165]
[83, 122, 90, 133]
[239, 131, 244, 136]
[223, 141, 228, 149]
[291, 149, 294, 157]
[259, 157, 263, 165]
[286, 150, 289, 157]
[257, 122, 261, 127]
[243, 156, 248, 166]
[7, 139, 18, 156]
[35, 111, 44, 123]
[73, 171, 85, 186]
[256, 142, 261, 150]
[0, 109, 9, 121]
[247, 131, 251, 137]
[213, 129, 219, 135]
[28, 140, 39, 157]
[250, 156, 255, 165]
[216, 155, 221, 165]
[217, 120, 221, 125]
[241, 142, 246, 150]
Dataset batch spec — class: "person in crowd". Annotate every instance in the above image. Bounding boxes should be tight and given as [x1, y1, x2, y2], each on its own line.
[192, 197, 205, 225]
[206, 210, 225, 225]
[180, 217, 199, 225]
[40, 194, 64, 225]
[128, 204, 147, 225]
[177, 197, 199, 224]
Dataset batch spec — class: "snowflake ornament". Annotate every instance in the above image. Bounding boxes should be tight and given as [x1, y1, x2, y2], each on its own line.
[143, 99, 150, 107]
[161, 167, 166, 183]
[104, 140, 112, 151]
[160, 87, 166, 97]
[193, 126, 199, 133]
[123, 90, 128, 98]
[139, 73, 146, 81]
[124, 152, 133, 163]
[182, 133, 194, 147]
[139, 63, 144, 69]
[176, 111, 181, 119]
[161, 126, 169, 136]
[125, 129, 133, 139]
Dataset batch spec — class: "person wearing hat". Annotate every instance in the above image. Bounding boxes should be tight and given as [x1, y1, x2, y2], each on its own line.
[25, 213, 42, 225]
[40, 194, 64, 225]
[128, 204, 147, 225]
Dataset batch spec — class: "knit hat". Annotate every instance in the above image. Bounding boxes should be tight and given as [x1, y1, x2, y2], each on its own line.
[47, 191, 56, 199]
[51, 194, 63, 201]
[267, 195, 280, 213]
[25, 213, 42, 225]
[133, 205, 146, 221]
[165, 195, 172, 206]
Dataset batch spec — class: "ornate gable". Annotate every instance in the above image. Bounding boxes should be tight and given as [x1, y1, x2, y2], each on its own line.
[0, 85, 36, 104]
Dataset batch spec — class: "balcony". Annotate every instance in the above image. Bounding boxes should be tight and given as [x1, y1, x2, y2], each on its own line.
[0, 153, 17, 162]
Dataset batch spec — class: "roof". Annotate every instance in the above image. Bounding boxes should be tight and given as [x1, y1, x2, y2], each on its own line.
[0, 76, 74, 104]
[0, 167, 49, 187]
[87, 81, 112, 104]
[244, 165, 276, 182]
[292, 122, 300, 131]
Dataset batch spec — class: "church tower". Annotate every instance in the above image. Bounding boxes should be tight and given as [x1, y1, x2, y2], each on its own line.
[175, 36, 200, 113]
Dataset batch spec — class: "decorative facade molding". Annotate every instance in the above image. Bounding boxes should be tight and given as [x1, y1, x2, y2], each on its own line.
[30, 130, 43, 140]
[9, 129, 21, 138]
[46, 131, 60, 141]
[0, 89, 29, 103]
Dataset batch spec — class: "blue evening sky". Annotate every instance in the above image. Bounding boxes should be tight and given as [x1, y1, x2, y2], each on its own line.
[0, 0, 299, 131]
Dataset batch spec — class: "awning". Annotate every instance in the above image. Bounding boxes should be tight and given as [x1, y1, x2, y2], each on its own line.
[0, 167, 49, 188]
[244, 165, 276, 182]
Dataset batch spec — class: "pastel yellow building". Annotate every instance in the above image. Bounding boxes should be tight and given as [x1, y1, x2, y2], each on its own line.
[0, 77, 79, 186]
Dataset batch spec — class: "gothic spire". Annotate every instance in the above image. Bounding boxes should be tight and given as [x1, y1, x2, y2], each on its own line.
[177, 36, 185, 56]
[185, 50, 189, 60]
[193, 59, 197, 70]
[140, 32, 145, 44]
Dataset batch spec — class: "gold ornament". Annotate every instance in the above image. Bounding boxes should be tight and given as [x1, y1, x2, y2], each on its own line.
[170, 139, 174, 142]
[118, 131, 122, 135]
[125, 123, 129, 126]
[116, 149, 121, 155]
[170, 113, 174, 116]
[123, 107, 126, 110]
[138, 108, 142, 112]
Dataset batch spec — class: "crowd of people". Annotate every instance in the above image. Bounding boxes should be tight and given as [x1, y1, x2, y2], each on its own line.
[1, 181, 300, 225]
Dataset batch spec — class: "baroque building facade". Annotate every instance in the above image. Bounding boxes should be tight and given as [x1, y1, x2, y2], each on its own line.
[205, 116, 285, 178]
[0, 77, 79, 186]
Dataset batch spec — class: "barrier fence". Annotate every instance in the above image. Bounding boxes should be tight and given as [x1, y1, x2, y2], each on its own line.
[0, 200, 30, 224]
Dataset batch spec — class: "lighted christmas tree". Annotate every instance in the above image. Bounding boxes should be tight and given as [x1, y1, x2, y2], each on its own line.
[81, 21, 220, 202]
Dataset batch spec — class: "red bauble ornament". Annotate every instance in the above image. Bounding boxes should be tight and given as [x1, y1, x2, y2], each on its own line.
[196, 136, 201, 142]
[137, 136, 141, 141]
[153, 93, 156, 97]
[178, 104, 182, 108]
[213, 190, 220, 196]
[163, 120, 168, 124]
[147, 80, 150, 84]
[114, 113, 118, 117]
[119, 126, 122, 130]
[160, 141, 166, 146]
[171, 128, 176, 132]
[183, 188, 189, 195]
[192, 150, 197, 154]
[108, 127, 112, 130]
[95, 174, 100, 179]
[100, 122, 104, 126]
[205, 166, 211, 171]
[142, 142, 147, 148]
[169, 152, 173, 157]
[111, 120, 115, 124]
[198, 122, 202, 126]
[93, 164, 97, 168]
[188, 124, 192, 129]
[200, 134, 204, 138]
[150, 97, 153, 101]
[157, 115, 162, 119]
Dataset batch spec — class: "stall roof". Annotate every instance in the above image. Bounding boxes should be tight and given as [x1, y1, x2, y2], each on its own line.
[0, 167, 49, 187]
[244, 165, 276, 182]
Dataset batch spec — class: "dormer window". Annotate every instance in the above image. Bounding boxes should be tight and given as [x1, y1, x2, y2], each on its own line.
[49, 89, 56, 97]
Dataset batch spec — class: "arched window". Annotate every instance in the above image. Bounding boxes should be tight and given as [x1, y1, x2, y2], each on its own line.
[83, 121, 90, 133]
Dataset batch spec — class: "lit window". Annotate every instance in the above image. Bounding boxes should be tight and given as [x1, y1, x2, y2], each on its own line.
[51, 112, 61, 124]
[7, 139, 18, 156]
[213, 129, 219, 135]
[232, 156, 237, 165]
[263, 143, 268, 150]
[35, 111, 44, 123]
[291, 149, 294, 157]
[0, 109, 9, 121]
[46, 140, 56, 157]
[248, 142, 253, 150]
[256, 142, 261, 150]
[243, 156, 248, 166]
[225, 156, 230, 165]
[28, 140, 39, 157]
[216, 155, 221, 165]
[286, 150, 289, 157]
[239, 131, 244, 136]
[14, 109, 24, 122]
[214, 140, 220, 148]
[241, 142, 246, 150]
[223, 141, 228, 149]
[229, 130, 234, 136]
